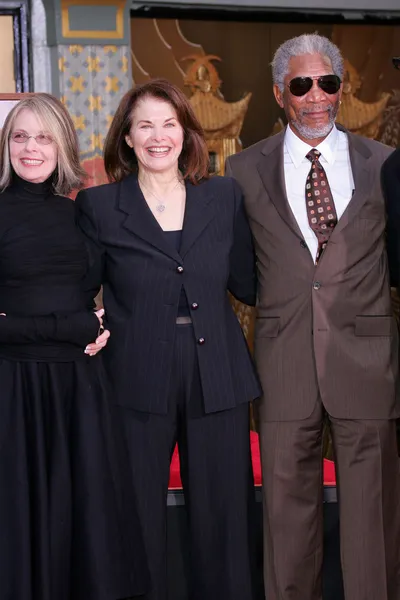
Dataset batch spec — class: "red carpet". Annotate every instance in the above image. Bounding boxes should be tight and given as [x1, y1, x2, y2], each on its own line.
[169, 431, 336, 489]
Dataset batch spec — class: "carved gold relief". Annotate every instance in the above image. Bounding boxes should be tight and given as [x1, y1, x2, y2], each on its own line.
[182, 54, 251, 176]
[337, 60, 390, 139]
[379, 90, 400, 148]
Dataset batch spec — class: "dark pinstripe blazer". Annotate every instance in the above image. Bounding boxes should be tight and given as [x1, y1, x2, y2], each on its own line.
[75, 173, 261, 414]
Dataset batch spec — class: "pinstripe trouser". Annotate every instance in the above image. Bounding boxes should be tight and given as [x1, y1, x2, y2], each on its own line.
[121, 323, 257, 600]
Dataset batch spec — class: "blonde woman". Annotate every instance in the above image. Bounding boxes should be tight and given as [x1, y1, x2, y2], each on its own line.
[0, 94, 147, 600]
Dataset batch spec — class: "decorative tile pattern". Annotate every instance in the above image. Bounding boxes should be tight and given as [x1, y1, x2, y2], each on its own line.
[57, 44, 130, 185]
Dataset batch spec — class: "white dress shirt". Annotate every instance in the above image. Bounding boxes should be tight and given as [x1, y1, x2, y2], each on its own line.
[283, 124, 355, 263]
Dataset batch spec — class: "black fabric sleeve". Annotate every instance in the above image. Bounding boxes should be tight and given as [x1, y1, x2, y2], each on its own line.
[227, 178, 257, 306]
[382, 150, 400, 289]
[0, 311, 100, 347]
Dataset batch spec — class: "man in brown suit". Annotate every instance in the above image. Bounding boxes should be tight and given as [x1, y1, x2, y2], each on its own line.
[226, 34, 400, 600]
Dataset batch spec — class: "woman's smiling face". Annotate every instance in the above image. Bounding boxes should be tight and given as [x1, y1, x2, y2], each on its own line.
[9, 108, 57, 184]
[125, 95, 184, 176]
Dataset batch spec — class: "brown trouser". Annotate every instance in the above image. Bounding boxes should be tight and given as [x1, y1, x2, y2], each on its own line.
[260, 399, 400, 600]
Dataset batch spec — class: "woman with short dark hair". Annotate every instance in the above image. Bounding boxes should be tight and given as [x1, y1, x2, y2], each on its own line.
[76, 79, 260, 600]
[103, 78, 209, 184]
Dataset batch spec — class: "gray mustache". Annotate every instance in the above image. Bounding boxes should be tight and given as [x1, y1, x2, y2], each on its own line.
[300, 105, 334, 116]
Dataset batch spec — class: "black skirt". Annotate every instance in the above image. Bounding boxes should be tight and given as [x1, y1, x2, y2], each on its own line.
[0, 355, 148, 600]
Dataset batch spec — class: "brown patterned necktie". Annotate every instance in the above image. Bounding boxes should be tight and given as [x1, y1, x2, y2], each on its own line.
[305, 148, 338, 263]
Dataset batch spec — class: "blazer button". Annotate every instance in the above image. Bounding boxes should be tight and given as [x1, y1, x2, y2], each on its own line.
[191, 302, 199, 310]
[176, 265, 184, 274]
[313, 281, 321, 290]
[197, 337, 205, 345]
[300, 240, 307, 248]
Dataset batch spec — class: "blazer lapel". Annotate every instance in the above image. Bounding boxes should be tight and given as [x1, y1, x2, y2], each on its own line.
[180, 180, 215, 258]
[118, 174, 181, 262]
[257, 126, 373, 241]
[331, 130, 373, 237]
[257, 130, 304, 240]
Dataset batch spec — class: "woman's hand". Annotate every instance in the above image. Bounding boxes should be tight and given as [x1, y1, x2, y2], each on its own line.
[95, 308, 104, 330]
[84, 308, 110, 356]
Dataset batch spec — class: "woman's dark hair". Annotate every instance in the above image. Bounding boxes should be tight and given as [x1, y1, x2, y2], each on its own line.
[104, 79, 210, 184]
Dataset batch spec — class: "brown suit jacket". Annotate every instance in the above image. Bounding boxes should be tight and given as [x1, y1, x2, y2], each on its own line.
[226, 127, 399, 421]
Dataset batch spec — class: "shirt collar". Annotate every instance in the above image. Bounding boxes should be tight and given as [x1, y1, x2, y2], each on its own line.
[284, 124, 339, 168]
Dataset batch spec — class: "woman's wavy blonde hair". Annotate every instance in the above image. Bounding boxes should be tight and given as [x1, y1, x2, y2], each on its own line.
[0, 93, 87, 196]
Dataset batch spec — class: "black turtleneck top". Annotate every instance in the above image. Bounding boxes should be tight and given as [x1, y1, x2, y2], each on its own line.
[0, 175, 99, 361]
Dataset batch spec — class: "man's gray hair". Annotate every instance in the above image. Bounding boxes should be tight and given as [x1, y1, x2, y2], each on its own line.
[271, 33, 344, 92]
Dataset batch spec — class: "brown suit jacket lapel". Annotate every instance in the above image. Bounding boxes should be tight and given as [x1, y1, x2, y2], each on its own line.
[256, 130, 304, 240]
[331, 127, 373, 237]
[256, 125, 374, 242]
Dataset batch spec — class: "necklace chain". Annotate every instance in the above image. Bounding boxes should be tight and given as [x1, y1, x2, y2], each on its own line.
[139, 177, 183, 213]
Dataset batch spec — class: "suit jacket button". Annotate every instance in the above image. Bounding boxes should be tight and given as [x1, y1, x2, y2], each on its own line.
[176, 265, 184, 273]
[313, 281, 321, 290]
[197, 337, 205, 345]
[300, 240, 307, 248]
[191, 302, 199, 310]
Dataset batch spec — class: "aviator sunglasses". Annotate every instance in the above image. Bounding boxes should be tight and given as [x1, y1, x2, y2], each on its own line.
[288, 74, 341, 97]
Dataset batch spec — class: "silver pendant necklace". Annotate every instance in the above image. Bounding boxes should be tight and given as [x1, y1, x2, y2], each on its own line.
[139, 177, 182, 213]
